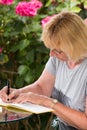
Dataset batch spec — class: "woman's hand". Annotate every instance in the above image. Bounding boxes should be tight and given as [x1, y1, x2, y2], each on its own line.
[0, 86, 10, 102]
[9, 89, 21, 102]
[13, 92, 51, 108]
[0, 86, 20, 102]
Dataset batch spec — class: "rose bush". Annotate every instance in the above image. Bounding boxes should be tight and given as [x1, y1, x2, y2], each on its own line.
[15, 0, 43, 16]
[0, 0, 14, 5]
[0, 0, 87, 88]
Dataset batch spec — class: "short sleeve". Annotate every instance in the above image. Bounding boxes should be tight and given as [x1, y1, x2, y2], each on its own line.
[45, 57, 57, 76]
[86, 78, 87, 96]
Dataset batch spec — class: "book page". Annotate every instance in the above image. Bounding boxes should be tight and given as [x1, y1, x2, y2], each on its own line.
[8, 103, 53, 114]
[0, 107, 2, 113]
[0, 98, 8, 107]
[0, 98, 53, 114]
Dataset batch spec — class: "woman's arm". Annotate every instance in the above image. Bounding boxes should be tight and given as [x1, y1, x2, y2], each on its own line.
[13, 91, 87, 130]
[19, 69, 55, 97]
[0, 69, 55, 101]
[31, 95, 87, 130]
[52, 97, 87, 130]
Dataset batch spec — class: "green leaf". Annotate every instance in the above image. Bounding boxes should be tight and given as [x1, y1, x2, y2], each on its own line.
[84, 1, 87, 8]
[56, 3, 68, 12]
[24, 72, 34, 84]
[26, 50, 34, 63]
[70, 6, 81, 13]
[31, 22, 42, 32]
[3, 54, 9, 63]
[19, 40, 30, 51]
[70, 1, 80, 8]
[0, 54, 8, 64]
[45, 0, 51, 7]
[15, 76, 24, 88]
[10, 39, 30, 52]
[18, 65, 29, 76]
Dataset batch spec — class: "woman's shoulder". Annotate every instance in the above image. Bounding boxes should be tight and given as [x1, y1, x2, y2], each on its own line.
[49, 57, 62, 64]
[82, 58, 87, 68]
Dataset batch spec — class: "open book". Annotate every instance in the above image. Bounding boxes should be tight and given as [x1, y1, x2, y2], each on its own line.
[0, 98, 53, 114]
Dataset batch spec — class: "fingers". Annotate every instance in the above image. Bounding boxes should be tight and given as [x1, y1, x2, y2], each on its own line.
[0, 86, 8, 102]
[9, 91, 15, 99]
[9, 89, 20, 101]
[14, 92, 42, 105]
[13, 93, 27, 103]
[0, 86, 18, 102]
[0, 93, 9, 103]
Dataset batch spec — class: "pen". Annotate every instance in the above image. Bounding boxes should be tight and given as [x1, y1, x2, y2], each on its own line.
[7, 79, 10, 101]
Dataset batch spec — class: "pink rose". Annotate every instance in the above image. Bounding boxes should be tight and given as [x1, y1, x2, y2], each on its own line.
[30, 0, 43, 9]
[41, 15, 56, 27]
[15, 2, 36, 17]
[15, 0, 43, 17]
[84, 18, 87, 24]
[41, 16, 52, 27]
[0, 0, 13, 5]
[0, 48, 3, 53]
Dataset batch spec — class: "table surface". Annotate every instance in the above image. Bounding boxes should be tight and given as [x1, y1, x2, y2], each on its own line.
[0, 106, 32, 124]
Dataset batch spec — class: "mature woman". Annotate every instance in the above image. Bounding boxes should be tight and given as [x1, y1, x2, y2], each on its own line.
[0, 11, 87, 130]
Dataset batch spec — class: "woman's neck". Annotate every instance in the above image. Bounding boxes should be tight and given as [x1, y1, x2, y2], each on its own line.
[67, 60, 83, 69]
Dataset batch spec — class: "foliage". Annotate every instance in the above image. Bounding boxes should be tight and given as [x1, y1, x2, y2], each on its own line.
[0, 0, 87, 88]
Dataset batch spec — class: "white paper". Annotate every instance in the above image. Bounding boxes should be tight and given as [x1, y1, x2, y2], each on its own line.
[0, 98, 53, 114]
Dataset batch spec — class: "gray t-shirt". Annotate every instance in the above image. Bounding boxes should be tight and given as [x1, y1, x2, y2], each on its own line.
[45, 57, 87, 130]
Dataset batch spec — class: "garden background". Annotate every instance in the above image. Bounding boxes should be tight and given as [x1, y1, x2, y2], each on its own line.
[0, 0, 87, 129]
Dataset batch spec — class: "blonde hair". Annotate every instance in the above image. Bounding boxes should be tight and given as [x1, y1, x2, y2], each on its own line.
[41, 11, 87, 62]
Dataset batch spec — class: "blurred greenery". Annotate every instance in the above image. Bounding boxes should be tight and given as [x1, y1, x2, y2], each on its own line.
[0, 0, 87, 88]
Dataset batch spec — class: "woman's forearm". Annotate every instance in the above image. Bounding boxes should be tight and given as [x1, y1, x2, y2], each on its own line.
[39, 97, 87, 130]
[19, 82, 44, 95]
[52, 102, 87, 130]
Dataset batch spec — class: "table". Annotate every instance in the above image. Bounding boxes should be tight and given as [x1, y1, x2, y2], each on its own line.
[0, 107, 54, 130]
[0, 106, 32, 130]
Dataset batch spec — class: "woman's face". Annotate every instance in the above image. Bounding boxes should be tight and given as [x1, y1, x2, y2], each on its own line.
[50, 49, 68, 61]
